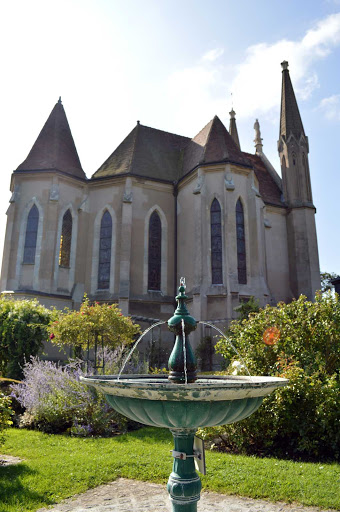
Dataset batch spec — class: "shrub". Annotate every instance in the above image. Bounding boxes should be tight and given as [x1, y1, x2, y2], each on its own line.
[48, 297, 140, 354]
[198, 293, 340, 461]
[0, 297, 55, 380]
[0, 391, 13, 445]
[10, 356, 133, 436]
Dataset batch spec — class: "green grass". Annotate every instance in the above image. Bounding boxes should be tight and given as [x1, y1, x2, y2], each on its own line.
[0, 428, 339, 511]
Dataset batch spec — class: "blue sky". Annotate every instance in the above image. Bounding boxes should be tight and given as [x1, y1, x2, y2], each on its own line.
[1, 0, 340, 275]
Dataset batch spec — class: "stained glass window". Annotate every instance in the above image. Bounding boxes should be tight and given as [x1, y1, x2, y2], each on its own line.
[59, 210, 72, 267]
[148, 211, 161, 291]
[211, 198, 222, 284]
[98, 210, 112, 289]
[23, 205, 39, 264]
[236, 199, 247, 284]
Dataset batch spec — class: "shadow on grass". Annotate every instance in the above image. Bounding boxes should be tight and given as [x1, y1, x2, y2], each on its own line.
[0, 463, 55, 509]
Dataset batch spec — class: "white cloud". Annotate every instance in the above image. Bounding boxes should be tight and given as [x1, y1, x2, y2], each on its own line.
[202, 48, 224, 62]
[318, 94, 340, 120]
[231, 13, 340, 119]
[166, 12, 340, 127]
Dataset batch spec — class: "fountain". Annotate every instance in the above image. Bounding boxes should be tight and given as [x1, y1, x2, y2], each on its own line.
[81, 280, 288, 511]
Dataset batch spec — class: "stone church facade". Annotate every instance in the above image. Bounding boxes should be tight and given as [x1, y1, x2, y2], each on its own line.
[1, 62, 320, 339]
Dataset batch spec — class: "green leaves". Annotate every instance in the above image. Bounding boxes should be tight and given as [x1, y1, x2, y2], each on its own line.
[210, 293, 340, 460]
[0, 297, 54, 380]
[47, 297, 140, 351]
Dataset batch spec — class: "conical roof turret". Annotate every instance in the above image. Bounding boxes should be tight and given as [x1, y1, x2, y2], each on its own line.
[279, 61, 305, 140]
[16, 98, 85, 179]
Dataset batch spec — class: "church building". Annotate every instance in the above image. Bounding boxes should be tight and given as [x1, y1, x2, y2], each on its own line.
[0, 62, 321, 335]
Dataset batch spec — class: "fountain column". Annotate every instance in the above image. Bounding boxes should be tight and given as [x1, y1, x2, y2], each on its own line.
[168, 279, 198, 384]
[167, 429, 201, 512]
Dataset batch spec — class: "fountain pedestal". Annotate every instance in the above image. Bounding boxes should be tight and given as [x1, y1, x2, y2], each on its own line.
[167, 429, 201, 511]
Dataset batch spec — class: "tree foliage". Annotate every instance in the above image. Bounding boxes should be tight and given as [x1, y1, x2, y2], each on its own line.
[320, 271, 338, 293]
[234, 296, 260, 320]
[48, 297, 140, 352]
[198, 293, 340, 461]
[0, 297, 54, 380]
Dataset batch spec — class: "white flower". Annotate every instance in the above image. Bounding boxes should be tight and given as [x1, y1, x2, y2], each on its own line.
[231, 361, 245, 375]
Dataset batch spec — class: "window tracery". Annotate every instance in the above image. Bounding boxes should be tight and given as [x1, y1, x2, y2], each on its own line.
[23, 205, 39, 264]
[236, 199, 247, 284]
[148, 211, 161, 291]
[98, 210, 112, 290]
[59, 210, 72, 267]
[211, 198, 222, 284]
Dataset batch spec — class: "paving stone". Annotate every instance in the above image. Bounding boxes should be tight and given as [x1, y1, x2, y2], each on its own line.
[36, 478, 334, 512]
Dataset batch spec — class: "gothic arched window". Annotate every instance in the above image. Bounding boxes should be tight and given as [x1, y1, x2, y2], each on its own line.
[236, 199, 247, 284]
[98, 210, 112, 290]
[148, 211, 161, 291]
[59, 209, 72, 267]
[211, 198, 222, 284]
[23, 204, 39, 264]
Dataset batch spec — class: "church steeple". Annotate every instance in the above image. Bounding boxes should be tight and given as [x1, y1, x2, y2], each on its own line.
[279, 61, 305, 141]
[229, 108, 240, 150]
[277, 61, 320, 300]
[16, 99, 85, 179]
[278, 61, 311, 207]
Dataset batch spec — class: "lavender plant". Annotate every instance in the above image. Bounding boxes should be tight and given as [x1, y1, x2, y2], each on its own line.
[10, 356, 131, 436]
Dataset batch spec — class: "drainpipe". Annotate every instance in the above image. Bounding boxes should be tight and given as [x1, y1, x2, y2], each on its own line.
[173, 181, 178, 302]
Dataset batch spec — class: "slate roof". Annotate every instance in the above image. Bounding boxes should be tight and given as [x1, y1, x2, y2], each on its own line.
[280, 63, 305, 140]
[94, 115, 251, 182]
[93, 115, 283, 207]
[182, 116, 250, 177]
[243, 152, 284, 207]
[16, 100, 85, 179]
[93, 123, 190, 181]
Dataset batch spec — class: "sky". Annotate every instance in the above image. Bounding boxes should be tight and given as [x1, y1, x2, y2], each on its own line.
[0, 0, 340, 275]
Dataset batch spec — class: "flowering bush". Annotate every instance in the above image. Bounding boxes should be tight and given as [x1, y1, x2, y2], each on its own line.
[10, 357, 134, 436]
[0, 297, 55, 380]
[48, 297, 140, 353]
[0, 391, 13, 445]
[198, 293, 340, 461]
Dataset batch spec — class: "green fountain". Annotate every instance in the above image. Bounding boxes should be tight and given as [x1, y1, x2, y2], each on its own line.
[81, 280, 288, 512]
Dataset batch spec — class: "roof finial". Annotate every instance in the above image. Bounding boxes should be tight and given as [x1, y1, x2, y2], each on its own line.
[137, 120, 140, 125]
[254, 118, 263, 154]
[58, 96, 62, 104]
[281, 61, 289, 71]
[229, 107, 240, 149]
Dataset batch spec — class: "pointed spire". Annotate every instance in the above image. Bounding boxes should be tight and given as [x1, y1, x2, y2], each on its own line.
[229, 108, 240, 149]
[279, 61, 305, 140]
[254, 119, 263, 154]
[16, 100, 85, 179]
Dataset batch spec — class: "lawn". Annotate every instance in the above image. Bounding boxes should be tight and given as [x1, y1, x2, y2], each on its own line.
[0, 427, 339, 511]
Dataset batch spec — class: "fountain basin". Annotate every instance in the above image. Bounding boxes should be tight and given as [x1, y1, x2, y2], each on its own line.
[80, 374, 288, 429]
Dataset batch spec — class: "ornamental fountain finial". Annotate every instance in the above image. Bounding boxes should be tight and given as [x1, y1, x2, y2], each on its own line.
[167, 278, 198, 383]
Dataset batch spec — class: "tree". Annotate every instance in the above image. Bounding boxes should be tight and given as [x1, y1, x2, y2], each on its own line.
[48, 297, 140, 356]
[320, 271, 339, 293]
[0, 297, 54, 380]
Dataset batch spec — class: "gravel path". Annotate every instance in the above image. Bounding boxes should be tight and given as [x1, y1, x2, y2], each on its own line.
[36, 478, 334, 512]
